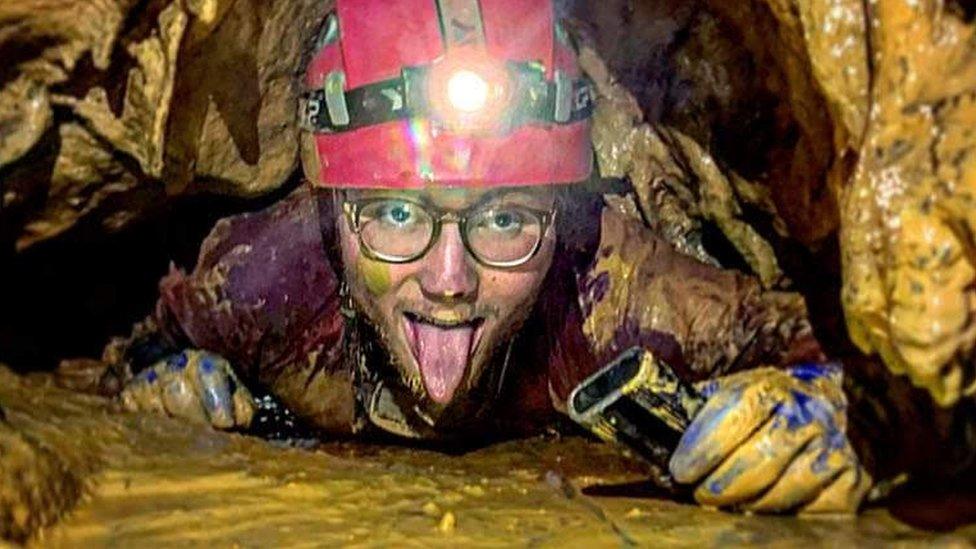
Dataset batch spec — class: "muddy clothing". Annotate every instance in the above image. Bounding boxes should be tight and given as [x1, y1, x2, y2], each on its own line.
[127, 186, 818, 443]
[97, 186, 976, 491]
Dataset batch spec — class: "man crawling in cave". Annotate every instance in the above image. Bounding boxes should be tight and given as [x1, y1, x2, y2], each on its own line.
[94, 0, 872, 514]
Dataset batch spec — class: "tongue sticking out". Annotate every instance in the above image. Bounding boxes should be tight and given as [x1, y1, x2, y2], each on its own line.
[410, 320, 475, 404]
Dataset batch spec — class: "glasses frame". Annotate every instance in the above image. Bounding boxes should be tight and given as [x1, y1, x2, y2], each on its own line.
[341, 194, 556, 269]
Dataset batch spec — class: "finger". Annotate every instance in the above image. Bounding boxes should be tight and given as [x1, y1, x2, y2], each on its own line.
[190, 353, 236, 429]
[800, 462, 872, 514]
[160, 370, 209, 424]
[120, 368, 166, 414]
[233, 389, 256, 428]
[160, 350, 211, 423]
[691, 367, 771, 399]
[165, 351, 190, 371]
[670, 382, 781, 484]
[787, 362, 844, 386]
[742, 437, 850, 513]
[692, 378, 722, 399]
[694, 414, 820, 507]
[225, 369, 255, 427]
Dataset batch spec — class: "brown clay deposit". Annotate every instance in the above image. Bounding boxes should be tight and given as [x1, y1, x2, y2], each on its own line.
[0, 366, 969, 546]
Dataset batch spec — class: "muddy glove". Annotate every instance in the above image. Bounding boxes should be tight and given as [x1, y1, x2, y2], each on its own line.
[669, 364, 872, 514]
[119, 350, 255, 430]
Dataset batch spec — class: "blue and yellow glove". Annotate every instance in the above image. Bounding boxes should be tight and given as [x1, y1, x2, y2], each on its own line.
[119, 349, 255, 430]
[670, 364, 872, 513]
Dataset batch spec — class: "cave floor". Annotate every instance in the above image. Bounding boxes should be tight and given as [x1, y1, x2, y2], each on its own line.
[2, 367, 973, 548]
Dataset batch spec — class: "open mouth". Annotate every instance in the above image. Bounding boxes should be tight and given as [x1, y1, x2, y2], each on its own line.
[402, 312, 485, 404]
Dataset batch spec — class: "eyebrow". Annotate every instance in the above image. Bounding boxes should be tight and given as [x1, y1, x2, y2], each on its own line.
[477, 190, 554, 208]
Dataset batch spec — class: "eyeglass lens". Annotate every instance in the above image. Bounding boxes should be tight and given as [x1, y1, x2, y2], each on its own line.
[355, 198, 545, 265]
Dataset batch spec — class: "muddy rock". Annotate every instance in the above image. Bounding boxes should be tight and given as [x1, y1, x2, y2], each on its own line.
[0, 365, 973, 545]
[584, 47, 786, 289]
[0, 0, 330, 250]
[704, 0, 869, 245]
[840, 0, 976, 407]
[654, 0, 976, 408]
[0, 372, 100, 545]
[579, 0, 976, 408]
[0, 417, 86, 543]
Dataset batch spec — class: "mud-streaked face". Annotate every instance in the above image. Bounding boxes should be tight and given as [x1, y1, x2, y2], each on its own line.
[337, 186, 557, 413]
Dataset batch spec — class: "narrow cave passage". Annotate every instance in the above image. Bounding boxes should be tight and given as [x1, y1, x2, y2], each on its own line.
[1, 0, 976, 544]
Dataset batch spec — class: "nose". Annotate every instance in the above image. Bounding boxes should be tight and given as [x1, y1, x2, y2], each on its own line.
[418, 223, 478, 302]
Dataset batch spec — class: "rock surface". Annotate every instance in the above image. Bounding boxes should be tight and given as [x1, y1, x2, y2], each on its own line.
[0, 365, 973, 546]
[840, 0, 976, 407]
[0, 0, 330, 250]
[575, 0, 976, 406]
[0, 411, 86, 543]
[701, 0, 976, 406]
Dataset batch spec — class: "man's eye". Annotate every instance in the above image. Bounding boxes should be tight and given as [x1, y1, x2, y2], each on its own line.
[484, 210, 524, 233]
[381, 202, 414, 226]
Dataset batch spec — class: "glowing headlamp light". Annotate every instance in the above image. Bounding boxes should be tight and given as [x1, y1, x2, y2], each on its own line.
[424, 51, 513, 133]
[446, 70, 490, 113]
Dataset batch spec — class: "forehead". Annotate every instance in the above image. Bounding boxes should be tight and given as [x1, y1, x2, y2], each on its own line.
[344, 186, 556, 209]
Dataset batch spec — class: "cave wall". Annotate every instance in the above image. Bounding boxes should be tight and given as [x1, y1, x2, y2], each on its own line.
[0, 0, 329, 369]
[842, 0, 976, 406]
[570, 0, 976, 407]
[0, 0, 332, 252]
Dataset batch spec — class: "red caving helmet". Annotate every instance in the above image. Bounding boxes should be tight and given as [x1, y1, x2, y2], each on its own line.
[300, 0, 595, 189]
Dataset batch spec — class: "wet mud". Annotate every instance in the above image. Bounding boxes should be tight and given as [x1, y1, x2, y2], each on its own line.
[1, 366, 972, 547]
[840, 0, 976, 407]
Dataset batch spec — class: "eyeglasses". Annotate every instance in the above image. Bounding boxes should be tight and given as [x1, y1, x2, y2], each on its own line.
[342, 196, 555, 268]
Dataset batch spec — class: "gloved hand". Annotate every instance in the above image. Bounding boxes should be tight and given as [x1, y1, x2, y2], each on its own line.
[669, 364, 872, 514]
[119, 350, 255, 430]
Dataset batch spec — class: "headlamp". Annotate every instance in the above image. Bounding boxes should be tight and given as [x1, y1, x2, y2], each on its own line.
[303, 50, 594, 136]
[446, 70, 489, 113]
[423, 50, 514, 133]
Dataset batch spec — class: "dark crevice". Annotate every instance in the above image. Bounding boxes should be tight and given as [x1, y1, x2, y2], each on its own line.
[948, 0, 976, 23]
[0, 172, 301, 373]
[0, 35, 63, 90]
[49, 0, 168, 117]
[0, 125, 61, 254]
[52, 41, 134, 119]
